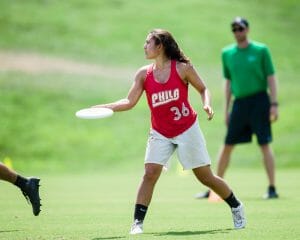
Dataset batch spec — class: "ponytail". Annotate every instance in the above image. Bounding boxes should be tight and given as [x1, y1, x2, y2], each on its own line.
[149, 29, 190, 63]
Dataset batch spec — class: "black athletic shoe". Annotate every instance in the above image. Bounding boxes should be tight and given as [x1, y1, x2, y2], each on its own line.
[22, 178, 41, 216]
[195, 190, 210, 199]
[263, 187, 279, 199]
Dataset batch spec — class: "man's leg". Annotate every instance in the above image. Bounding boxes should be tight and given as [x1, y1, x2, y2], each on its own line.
[216, 144, 235, 177]
[260, 144, 278, 198]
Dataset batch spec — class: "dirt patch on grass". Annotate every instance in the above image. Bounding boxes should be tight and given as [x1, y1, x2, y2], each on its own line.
[0, 50, 135, 80]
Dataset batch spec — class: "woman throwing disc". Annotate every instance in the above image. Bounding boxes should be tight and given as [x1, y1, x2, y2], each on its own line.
[93, 29, 246, 234]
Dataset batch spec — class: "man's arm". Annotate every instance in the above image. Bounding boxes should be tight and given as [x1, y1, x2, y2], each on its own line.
[224, 79, 232, 126]
[268, 75, 279, 122]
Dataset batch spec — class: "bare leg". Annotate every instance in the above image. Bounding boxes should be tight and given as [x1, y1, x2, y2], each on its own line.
[136, 163, 163, 206]
[0, 162, 17, 183]
[0, 162, 42, 215]
[193, 166, 246, 229]
[216, 144, 235, 178]
[195, 144, 234, 199]
[193, 165, 232, 199]
[260, 144, 275, 186]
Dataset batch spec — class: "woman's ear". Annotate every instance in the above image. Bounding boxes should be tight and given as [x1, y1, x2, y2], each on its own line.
[156, 43, 163, 52]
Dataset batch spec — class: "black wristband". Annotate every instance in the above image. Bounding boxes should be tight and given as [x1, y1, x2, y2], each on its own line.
[271, 102, 278, 106]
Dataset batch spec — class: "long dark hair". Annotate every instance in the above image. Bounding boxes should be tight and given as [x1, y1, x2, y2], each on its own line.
[149, 29, 190, 63]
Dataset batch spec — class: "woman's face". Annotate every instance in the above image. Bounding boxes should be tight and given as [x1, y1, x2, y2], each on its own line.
[143, 34, 161, 59]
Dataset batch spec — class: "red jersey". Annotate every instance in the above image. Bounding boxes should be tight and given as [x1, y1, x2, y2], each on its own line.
[144, 60, 197, 138]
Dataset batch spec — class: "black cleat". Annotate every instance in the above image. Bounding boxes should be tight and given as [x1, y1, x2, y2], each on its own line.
[263, 190, 279, 199]
[194, 190, 210, 199]
[22, 177, 41, 216]
[263, 186, 279, 199]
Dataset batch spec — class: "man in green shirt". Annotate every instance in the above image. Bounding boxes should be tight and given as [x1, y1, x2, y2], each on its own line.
[196, 17, 279, 199]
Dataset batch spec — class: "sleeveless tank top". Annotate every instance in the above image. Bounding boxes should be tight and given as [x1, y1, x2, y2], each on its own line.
[143, 60, 197, 138]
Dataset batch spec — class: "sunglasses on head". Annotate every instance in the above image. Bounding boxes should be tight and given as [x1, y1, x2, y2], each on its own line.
[232, 26, 245, 32]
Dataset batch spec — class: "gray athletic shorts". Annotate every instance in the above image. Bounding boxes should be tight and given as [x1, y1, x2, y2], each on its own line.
[145, 120, 211, 170]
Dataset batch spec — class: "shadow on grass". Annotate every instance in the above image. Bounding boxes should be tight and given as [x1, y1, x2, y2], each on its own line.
[91, 228, 233, 239]
[92, 237, 125, 240]
[0, 230, 22, 233]
[150, 228, 233, 236]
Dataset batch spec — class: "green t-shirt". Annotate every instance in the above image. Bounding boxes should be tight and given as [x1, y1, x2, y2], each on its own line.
[222, 41, 275, 98]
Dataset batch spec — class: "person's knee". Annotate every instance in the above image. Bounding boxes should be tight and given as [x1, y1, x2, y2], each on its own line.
[143, 168, 160, 183]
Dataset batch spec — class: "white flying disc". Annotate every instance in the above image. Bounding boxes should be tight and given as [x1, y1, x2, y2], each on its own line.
[75, 107, 114, 119]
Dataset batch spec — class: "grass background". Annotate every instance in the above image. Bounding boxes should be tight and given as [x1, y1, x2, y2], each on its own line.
[0, 170, 300, 240]
[0, 0, 300, 239]
[0, 0, 299, 172]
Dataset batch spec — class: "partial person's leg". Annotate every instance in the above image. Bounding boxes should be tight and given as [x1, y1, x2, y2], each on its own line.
[0, 162, 41, 216]
[130, 163, 163, 234]
[193, 165, 232, 199]
[260, 144, 278, 198]
[216, 144, 235, 177]
[193, 165, 246, 229]
[0, 162, 17, 183]
[0, 162, 30, 191]
[250, 92, 278, 198]
[195, 144, 234, 199]
[260, 144, 275, 185]
[136, 163, 163, 206]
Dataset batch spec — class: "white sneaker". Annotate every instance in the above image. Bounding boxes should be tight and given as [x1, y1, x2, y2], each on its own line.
[129, 220, 143, 235]
[231, 203, 246, 229]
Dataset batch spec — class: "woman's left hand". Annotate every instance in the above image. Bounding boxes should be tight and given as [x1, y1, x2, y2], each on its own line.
[203, 105, 214, 120]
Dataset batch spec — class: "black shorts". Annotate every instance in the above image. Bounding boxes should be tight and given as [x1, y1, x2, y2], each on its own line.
[225, 91, 272, 145]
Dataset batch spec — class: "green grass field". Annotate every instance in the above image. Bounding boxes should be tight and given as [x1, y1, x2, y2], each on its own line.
[0, 0, 300, 239]
[0, 169, 300, 240]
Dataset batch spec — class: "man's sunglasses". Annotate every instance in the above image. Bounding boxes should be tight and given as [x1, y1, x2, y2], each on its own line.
[232, 27, 245, 33]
